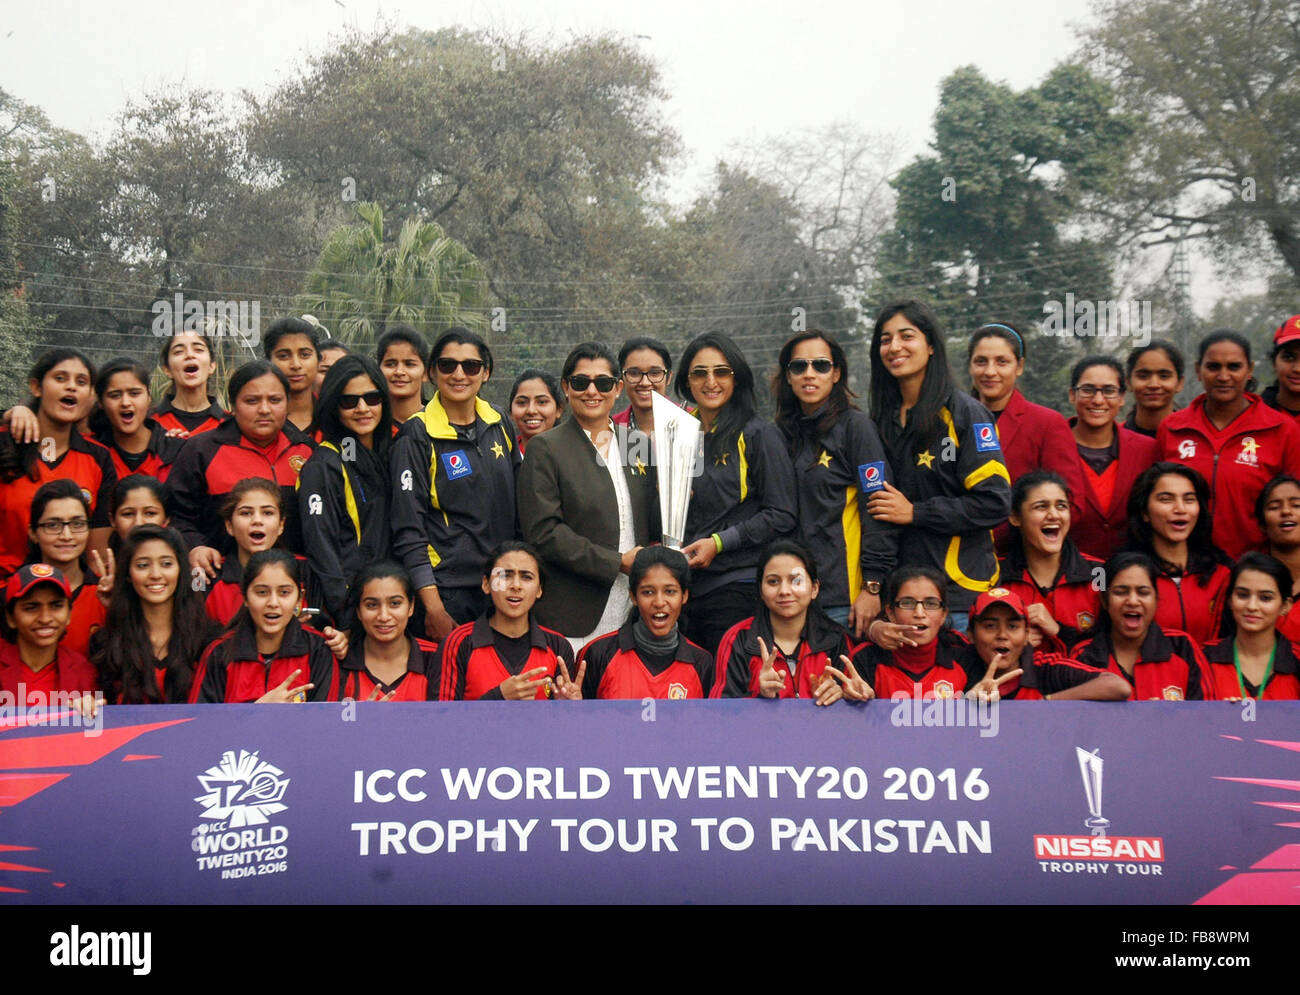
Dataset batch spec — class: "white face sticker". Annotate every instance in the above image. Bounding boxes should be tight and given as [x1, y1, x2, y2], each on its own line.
[789, 568, 809, 591]
[490, 567, 510, 592]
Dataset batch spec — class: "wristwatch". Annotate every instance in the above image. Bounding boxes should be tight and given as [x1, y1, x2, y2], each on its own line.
[864, 581, 881, 595]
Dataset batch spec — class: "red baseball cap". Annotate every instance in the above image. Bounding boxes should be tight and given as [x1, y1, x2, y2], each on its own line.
[971, 586, 1027, 620]
[1273, 315, 1300, 348]
[5, 563, 72, 602]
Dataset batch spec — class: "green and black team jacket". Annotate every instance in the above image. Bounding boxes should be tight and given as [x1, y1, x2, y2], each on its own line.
[684, 416, 798, 598]
[389, 394, 520, 592]
[783, 406, 900, 609]
[296, 441, 391, 630]
[880, 390, 1011, 614]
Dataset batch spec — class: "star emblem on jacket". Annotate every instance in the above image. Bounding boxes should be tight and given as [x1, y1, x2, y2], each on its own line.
[490, 440, 505, 459]
[817, 450, 832, 468]
[715, 452, 729, 466]
[916, 449, 936, 469]
[634, 457, 647, 475]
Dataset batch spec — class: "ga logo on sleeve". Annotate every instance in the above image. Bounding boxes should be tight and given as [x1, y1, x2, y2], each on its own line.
[857, 461, 886, 493]
[973, 423, 1000, 452]
[441, 450, 473, 480]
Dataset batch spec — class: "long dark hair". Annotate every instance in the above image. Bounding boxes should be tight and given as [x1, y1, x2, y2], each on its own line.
[1089, 551, 1160, 642]
[94, 525, 212, 704]
[88, 357, 152, 441]
[348, 560, 415, 644]
[1217, 551, 1294, 640]
[1004, 470, 1074, 576]
[1125, 462, 1225, 578]
[313, 354, 392, 460]
[869, 300, 954, 455]
[0, 348, 96, 483]
[772, 330, 857, 438]
[675, 332, 756, 456]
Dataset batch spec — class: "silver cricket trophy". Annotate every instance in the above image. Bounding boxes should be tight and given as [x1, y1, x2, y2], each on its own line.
[651, 390, 702, 550]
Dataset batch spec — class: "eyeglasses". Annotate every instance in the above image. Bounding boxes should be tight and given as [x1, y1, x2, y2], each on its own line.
[688, 366, 734, 382]
[338, 390, 383, 409]
[787, 358, 835, 375]
[623, 367, 667, 385]
[435, 357, 487, 376]
[1073, 384, 1122, 399]
[37, 518, 90, 536]
[892, 597, 945, 612]
[566, 374, 620, 393]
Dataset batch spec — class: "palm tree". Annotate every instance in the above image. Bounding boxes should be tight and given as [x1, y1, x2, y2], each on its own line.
[298, 202, 489, 344]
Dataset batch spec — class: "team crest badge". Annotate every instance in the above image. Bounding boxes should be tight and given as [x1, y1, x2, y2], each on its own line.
[933, 680, 956, 699]
[80, 487, 93, 504]
[1161, 686, 1184, 701]
[30, 563, 54, 577]
[1236, 437, 1259, 466]
[667, 683, 688, 700]
[287, 455, 306, 474]
[1077, 611, 1095, 629]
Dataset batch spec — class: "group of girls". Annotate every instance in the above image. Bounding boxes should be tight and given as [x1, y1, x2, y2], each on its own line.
[4, 302, 1300, 709]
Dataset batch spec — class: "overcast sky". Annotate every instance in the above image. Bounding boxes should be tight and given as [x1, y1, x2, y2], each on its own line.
[2, 0, 1096, 185]
[5, 0, 1236, 306]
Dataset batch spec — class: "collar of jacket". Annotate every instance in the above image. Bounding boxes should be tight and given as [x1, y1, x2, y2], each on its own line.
[230, 614, 313, 661]
[212, 416, 301, 459]
[1081, 621, 1174, 669]
[738, 606, 845, 659]
[1202, 632, 1299, 674]
[415, 393, 503, 440]
[470, 614, 548, 650]
[339, 634, 426, 674]
[1181, 391, 1279, 436]
[1004, 537, 1095, 587]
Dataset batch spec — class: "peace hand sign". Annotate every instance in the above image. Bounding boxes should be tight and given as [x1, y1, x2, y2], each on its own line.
[755, 637, 786, 699]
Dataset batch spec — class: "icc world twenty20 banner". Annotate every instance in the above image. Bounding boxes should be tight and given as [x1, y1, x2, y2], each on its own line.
[1, 701, 1297, 903]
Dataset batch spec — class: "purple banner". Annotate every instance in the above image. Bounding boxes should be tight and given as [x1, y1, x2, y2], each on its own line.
[1, 701, 1297, 903]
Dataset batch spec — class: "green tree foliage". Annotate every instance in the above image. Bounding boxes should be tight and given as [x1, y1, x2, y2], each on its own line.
[872, 64, 1132, 410]
[245, 25, 679, 346]
[298, 202, 489, 344]
[1083, 0, 1300, 290]
[0, 162, 46, 396]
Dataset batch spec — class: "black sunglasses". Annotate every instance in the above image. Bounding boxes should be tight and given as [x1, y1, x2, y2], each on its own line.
[435, 357, 487, 376]
[338, 390, 384, 409]
[566, 374, 620, 393]
[787, 358, 835, 375]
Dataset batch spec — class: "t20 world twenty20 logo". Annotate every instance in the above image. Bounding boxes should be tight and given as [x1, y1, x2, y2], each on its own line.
[194, 749, 290, 827]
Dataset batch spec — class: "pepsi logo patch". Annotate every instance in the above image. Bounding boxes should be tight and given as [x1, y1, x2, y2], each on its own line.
[857, 461, 886, 493]
[441, 450, 473, 480]
[973, 423, 1000, 452]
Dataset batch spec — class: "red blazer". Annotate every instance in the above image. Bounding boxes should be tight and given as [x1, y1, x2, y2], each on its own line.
[992, 391, 1087, 551]
[1068, 424, 1158, 561]
[1155, 393, 1300, 559]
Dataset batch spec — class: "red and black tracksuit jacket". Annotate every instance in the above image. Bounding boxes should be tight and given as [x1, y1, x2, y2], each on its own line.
[62, 572, 106, 659]
[165, 418, 315, 556]
[1156, 393, 1300, 558]
[1202, 635, 1300, 700]
[709, 610, 854, 698]
[578, 620, 714, 700]
[1151, 561, 1231, 646]
[685, 416, 798, 599]
[0, 641, 99, 704]
[998, 539, 1102, 647]
[191, 616, 338, 703]
[433, 616, 574, 700]
[782, 407, 898, 608]
[93, 417, 186, 482]
[203, 555, 323, 627]
[1072, 623, 1212, 700]
[153, 395, 226, 437]
[338, 636, 439, 701]
[952, 639, 1110, 700]
[0, 427, 116, 577]
[850, 629, 981, 699]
